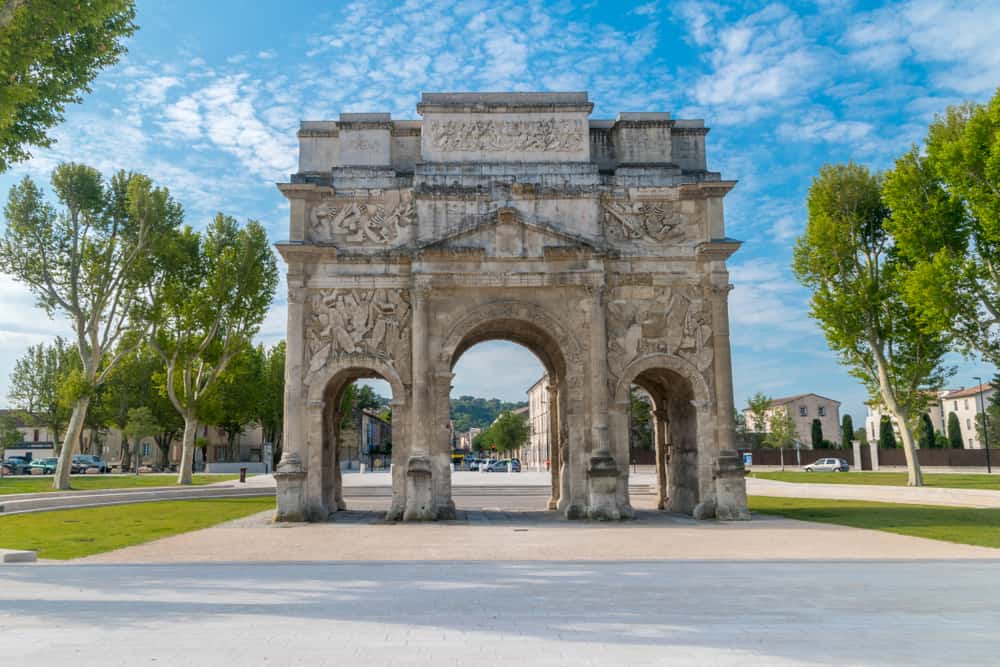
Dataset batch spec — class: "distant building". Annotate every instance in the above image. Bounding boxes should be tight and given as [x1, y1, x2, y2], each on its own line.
[521, 374, 551, 471]
[866, 383, 996, 449]
[742, 393, 842, 448]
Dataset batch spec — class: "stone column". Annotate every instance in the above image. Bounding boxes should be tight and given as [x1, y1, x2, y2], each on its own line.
[404, 286, 435, 520]
[587, 283, 619, 518]
[547, 379, 560, 510]
[275, 282, 307, 522]
[652, 407, 668, 510]
[708, 282, 749, 521]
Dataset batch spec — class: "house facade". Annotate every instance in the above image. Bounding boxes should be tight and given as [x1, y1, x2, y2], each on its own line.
[743, 393, 842, 448]
[866, 383, 996, 449]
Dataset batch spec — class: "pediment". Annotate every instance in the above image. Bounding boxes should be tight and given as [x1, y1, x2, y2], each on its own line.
[418, 207, 600, 258]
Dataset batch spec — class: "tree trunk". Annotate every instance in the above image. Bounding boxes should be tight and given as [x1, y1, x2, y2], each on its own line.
[176, 414, 198, 485]
[52, 396, 91, 490]
[121, 437, 132, 472]
[893, 409, 924, 486]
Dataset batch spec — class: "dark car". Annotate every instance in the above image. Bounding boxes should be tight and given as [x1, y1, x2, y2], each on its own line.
[29, 457, 57, 474]
[73, 455, 108, 473]
[3, 456, 32, 475]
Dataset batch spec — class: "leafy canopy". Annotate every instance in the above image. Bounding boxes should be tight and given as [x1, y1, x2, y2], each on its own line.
[0, 0, 137, 171]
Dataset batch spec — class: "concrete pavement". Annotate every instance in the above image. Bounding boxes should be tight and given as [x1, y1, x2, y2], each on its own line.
[2, 560, 998, 666]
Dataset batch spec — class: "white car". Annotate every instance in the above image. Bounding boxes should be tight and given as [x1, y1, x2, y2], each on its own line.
[803, 458, 850, 472]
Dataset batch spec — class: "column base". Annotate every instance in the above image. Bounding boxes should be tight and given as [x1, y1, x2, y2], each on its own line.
[274, 453, 307, 523]
[403, 456, 435, 521]
[715, 449, 750, 521]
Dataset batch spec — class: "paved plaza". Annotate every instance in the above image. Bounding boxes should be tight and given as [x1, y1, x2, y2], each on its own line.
[2, 559, 999, 666]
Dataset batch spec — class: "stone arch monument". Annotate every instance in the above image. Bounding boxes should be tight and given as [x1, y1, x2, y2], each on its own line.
[274, 92, 749, 522]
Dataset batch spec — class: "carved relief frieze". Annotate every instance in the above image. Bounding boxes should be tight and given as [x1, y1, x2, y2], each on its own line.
[603, 199, 697, 244]
[309, 190, 415, 244]
[427, 119, 585, 153]
[607, 286, 714, 388]
[304, 288, 411, 384]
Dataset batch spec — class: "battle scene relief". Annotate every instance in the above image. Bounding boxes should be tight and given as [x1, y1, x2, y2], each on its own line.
[309, 190, 415, 245]
[304, 288, 412, 384]
[607, 285, 714, 389]
[602, 198, 701, 245]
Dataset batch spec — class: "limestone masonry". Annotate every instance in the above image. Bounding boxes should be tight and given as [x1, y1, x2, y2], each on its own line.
[274, 92, 749, 522]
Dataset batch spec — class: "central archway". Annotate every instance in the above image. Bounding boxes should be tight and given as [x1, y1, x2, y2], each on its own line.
[433, 301, 587, 517]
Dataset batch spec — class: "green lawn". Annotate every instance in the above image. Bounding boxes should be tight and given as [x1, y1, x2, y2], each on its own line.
[0, 474, 239, 495]
[752, 471, 1000, 490]
[750, 496, 1000, 549]
[0, 497, 275, 559]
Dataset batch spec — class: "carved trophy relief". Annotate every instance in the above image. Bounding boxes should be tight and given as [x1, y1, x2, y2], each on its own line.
[603, 199, 697, 244]
[309, 191, 415, 244]
[427, 119, 585, 153]
[607, 287, 714, 383]
[304, 288, 412, 385]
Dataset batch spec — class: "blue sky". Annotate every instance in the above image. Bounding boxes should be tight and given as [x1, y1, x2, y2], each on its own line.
[1, 0, 998, 426]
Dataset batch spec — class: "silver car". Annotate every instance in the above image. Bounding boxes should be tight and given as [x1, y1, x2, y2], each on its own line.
[804, 457, 849, 472]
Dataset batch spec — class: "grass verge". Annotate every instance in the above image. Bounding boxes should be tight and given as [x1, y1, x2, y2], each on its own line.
[0, 496, 274, 559]
[0, 474, 238, 496]
[752, 471, 1000, 490]
[750, 496, 1000, 549]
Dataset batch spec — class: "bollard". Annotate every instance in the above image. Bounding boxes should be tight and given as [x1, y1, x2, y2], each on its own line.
[239, 467, 247, 483]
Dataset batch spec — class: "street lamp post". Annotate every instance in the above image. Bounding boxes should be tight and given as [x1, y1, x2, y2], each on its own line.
[973, 376, 992, 474]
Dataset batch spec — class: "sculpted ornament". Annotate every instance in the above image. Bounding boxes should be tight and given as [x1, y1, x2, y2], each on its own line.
[603, 199, 693, 243]
[608, 288, 714, 375]
[304, 288, 411, 384]
[427, 119, 585, 153]
[310, 191, 415, 244]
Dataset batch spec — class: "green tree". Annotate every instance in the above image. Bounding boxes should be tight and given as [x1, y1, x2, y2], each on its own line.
[879, 416, 897, 449]
[793, 163, 952, 486]
[976, 406, 1000, 450]
[764, 408, 797, 470]
[628, 386, 653, 451]
[199, 345, 266, 462]
[853, 427, 868, 445]
[918, 413, 936, 449]
[450, 395, 526, 432]
[0, 1, 137, 171]
[258, 341, 285, 468]
[124, 406, 159, 473]
[473, 411, 529, 454]
[745, 392, 772, 434]
[147, 215, 278, 484]
[7, 336, 74, 447]
[947, 411, 964, 449]
[883, 90, 1000, 365]
[0, 414, 23, 463]
[811, 418, 823, 449]
[841, 414, 854, 448]
[0, 165, 179, 489]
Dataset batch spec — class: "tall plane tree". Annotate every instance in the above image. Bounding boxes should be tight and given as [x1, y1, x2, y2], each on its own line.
[793, 163, 951, 486]
[0, 164, 179, 488]
[883, 89, 1000, 366]
[148, 215, 277, 484]
[0, 1, 137, 171]
[8, 336, 74, 447]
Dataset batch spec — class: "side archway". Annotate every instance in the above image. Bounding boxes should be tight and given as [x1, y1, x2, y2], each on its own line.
[612, 353, 714, 516]
[301, 356, 409, 520]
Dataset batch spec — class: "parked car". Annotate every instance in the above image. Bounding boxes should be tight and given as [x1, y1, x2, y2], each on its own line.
[29, 457, 57, 474]
[3, 456, 32, 475]
[485, 459, 520, 472]
[804, 458, 849, 473]
[73, 454, 109, 473]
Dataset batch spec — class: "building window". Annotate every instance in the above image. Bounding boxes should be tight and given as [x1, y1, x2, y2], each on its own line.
[799, 406, 808, 417]
[214, 446, 226, 461]
[965, 399, 969, 410]
[141, 443, 150, 457]
[969, 438, 974, 448]
[818, 406, 826, 417]
[967, 418, 972, 430]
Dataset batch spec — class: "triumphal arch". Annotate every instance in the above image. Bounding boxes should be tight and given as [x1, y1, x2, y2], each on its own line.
[274, 92, 749, 522]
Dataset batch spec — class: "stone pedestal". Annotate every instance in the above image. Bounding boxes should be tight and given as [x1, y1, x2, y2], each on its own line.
[587, 448, 621, 520]
[869, 442, 880, 471]
[852, 440, 862, 471]
[714, 449, 750, 521]
[403, 456, 435, 521]
[273, 453, 306, 523]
